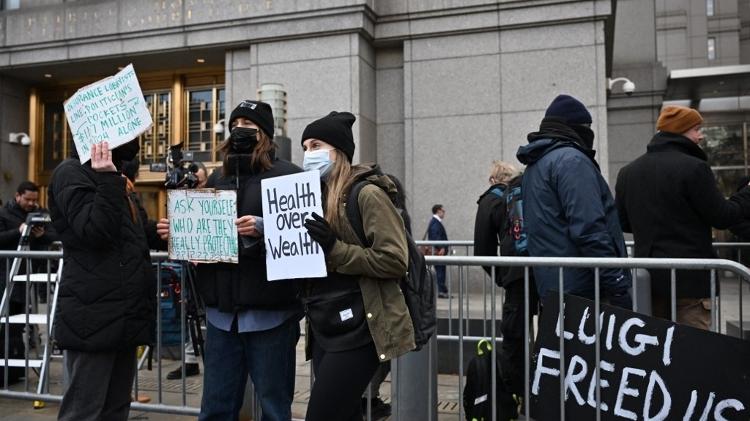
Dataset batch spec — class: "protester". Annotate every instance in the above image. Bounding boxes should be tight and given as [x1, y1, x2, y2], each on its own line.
[49, 139, 158, 421]
[359, 173, 411, 420]
[616, 105, 750, 329]
[158, 100, 302, 421]
[516, 94, 632, 308]
[427, 204, 449, 298]
[472, 160, 538, 398]
[300, 111, 415, 421]
[0, 181, 57, 310]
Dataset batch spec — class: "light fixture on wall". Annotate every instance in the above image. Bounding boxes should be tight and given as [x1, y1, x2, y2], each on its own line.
[607, 77, 636, 96]
[8, 132, 31, 146]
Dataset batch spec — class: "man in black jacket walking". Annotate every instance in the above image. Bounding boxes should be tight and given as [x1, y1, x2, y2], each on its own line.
[616, 105, 750, 330]
[49, 139, 159, 421]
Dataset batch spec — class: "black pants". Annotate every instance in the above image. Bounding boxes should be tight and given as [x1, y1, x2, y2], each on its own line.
[306, 341, 380, 421]
[500, 279, 538, 396]
[58, 347, 136, 421]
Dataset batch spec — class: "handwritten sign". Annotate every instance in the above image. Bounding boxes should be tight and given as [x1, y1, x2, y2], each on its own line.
[167, 189, 238, 263]
[64, 64, 152, 163]
[531, 294, 750, 420]
[261, 171, 327, 281]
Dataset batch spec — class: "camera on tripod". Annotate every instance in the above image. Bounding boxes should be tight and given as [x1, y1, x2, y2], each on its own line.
[25, 211, 51, 228]
[160, 142, 200, 189]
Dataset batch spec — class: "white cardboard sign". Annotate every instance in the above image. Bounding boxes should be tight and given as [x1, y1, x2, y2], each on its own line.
[64, 64, 152, 163]
[167, 189, 239, 263]
[261, 171, 327, 281]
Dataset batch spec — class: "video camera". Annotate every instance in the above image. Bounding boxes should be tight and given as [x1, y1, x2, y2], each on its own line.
[161, 142, 200, 189]
[25, 211, 51, 228]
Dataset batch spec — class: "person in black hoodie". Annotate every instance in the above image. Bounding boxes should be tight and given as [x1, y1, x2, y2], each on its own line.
[616, 105, 750, 330]
[157, 100, 303, 421]
[472, 160, 538, 399]
[48, 139, 159, 421]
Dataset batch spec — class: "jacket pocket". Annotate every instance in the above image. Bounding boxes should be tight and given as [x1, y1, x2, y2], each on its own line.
[305, 291, 366, 337]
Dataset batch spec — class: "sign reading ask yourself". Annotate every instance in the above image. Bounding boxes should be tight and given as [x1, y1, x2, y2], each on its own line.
[167, 189, 238, 263]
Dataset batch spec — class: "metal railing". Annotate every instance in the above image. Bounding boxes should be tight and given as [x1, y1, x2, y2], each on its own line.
[2, 248, 750, 420]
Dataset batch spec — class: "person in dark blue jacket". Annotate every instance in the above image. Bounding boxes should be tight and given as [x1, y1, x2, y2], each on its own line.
[516, 94, 631, 309]
[427, 204, 450, 298]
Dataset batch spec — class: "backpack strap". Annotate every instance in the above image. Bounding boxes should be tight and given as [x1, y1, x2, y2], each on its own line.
[489, 187, 505, 199]
[345, 180, 372, 247]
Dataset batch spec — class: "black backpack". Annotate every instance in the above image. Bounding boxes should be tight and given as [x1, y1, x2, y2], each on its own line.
[486, 175, 527, 287]
[463, 340, 519, 421]
[345, 180, 436, 351]
[503, 175, 527, 256]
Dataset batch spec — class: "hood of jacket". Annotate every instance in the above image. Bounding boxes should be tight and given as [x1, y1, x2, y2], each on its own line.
[517, 117, 597, 167]
[348, 163, 400, 200]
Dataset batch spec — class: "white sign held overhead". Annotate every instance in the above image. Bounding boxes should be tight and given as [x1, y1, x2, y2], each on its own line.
[64, 64, 152, 163]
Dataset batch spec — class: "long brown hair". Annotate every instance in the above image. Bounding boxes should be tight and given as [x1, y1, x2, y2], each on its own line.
[324, 149, 370, 229]
[219, 130, 276, 176]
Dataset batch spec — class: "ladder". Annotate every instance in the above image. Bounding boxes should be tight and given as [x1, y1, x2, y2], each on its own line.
[0, 218, 62, 395]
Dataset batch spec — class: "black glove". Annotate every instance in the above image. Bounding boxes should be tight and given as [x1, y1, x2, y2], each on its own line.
[304, 212, 337, 253]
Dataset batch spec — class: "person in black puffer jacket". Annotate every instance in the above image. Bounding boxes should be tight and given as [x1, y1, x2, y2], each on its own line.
[616, 105, 750, 330]
[48, 139, 160, 421]
[157, 100, 303, 421]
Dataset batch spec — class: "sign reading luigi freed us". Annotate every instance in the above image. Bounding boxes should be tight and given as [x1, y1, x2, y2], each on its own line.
[167, 189, 239, 263]
[64, 64, 152, 163]
[530, 294, 750, 421]
[261, 170, 327, 281]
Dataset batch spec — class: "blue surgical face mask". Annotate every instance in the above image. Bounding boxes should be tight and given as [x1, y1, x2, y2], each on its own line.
[303, 149, 335, 178]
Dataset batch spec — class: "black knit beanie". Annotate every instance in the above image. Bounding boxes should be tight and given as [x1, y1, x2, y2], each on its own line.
[544, 94, 592, 126]
[227, 100, 275, 138]
[300, 111, 356, 162]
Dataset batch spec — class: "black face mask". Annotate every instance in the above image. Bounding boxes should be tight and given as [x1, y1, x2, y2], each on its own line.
[112, 141, 140, 169]
[572, 125, 595, 150]
[229, 127, 259, 154]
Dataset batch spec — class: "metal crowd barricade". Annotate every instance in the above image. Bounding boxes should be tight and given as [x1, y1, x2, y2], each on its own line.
[3, 247, 750, 420]
[422, 254, 750, 421]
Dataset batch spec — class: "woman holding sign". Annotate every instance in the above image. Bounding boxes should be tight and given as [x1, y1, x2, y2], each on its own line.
[158, 100, 303, 421]
[300, 111, 415, 421]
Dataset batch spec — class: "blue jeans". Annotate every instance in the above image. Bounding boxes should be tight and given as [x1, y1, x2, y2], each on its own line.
[199, 316, 300, 421]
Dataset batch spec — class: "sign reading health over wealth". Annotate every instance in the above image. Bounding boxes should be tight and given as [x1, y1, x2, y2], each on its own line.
[64, 64, 152, 163]
[167, 189, 239, 263]
[530, 294, 750, 420]
[261, 170, 327, 281]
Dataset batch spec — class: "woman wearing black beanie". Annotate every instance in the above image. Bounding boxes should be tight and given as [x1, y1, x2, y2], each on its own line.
[158, 100, 303, 421]
[300, 111, 415, 421]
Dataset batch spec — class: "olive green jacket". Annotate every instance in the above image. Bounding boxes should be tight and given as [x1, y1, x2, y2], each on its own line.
[306, 172, 416, 362]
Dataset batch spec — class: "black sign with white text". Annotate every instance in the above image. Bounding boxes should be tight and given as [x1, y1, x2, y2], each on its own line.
[531, 294, 750, 420]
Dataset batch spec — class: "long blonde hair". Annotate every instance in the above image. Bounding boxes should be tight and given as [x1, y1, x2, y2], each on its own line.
[324, 149, 370, 230]
[219, 130, 276, 176]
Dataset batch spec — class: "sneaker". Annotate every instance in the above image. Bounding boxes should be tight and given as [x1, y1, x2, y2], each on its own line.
[438, 292, 450, 299]
[166, 363, 200, 380]
[362, 397, 391, 420]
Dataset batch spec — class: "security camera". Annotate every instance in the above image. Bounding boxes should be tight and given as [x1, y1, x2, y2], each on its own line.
[607, 77, 636, 96]
[8, 132, 31, 146]
[623, 81, 636, 96]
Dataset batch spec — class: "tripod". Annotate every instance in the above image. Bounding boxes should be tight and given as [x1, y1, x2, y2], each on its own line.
[141, 261, 205, 372]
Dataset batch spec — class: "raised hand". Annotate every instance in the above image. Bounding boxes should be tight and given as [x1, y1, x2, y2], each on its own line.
[91, 142, 117, 173]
